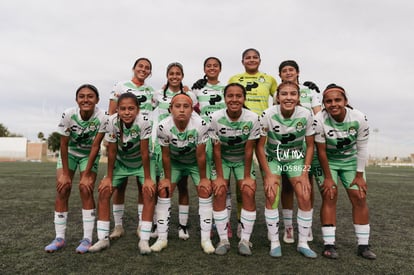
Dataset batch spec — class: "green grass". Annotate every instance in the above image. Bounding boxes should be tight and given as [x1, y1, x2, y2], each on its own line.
[0, 162, 413, 274]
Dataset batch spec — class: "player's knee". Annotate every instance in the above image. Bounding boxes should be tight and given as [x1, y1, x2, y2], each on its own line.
[98, 186, 111, 200]
[158, 188, 169, 198]
[78, 183, 92, 197]
[57, 184, 71, 197]
[198, 187, 211, 198]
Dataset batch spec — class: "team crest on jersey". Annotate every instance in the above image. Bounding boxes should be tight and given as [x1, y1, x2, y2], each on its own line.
[89, 122, 97, 132]
[188, 134, 195, 143]
[259, 76, 265, 83]
[296, 122, 304, 132]
[300, 91, 308, 98]
[242, 125, 250, 135]
[130, 129, 138, 139]
[348, 127, 357, 136]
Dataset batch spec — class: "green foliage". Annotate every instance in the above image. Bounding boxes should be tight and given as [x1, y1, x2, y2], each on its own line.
[0, 123, 10, 137]
[0, 163, 413, 274]
[47, 132, 61, 152]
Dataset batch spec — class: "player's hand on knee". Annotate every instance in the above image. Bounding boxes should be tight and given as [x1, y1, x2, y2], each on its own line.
[79, 175, 94, 194]
[212, 177, 227, 196]
[57, 173, 72, 193]
[98, 177, 113, 194]
[322, 178, 337, 200]
[240, 177, 256, 194]
[198, 178, 212, 197]
[142, 178, 156, 198]
[158, 178, 172, 197]
[264, 174, 279, 202]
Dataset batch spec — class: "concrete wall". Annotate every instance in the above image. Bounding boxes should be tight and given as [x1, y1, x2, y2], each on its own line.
[0, 137, 27, 160]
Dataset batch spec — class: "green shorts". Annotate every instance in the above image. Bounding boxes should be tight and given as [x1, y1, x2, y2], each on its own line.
[211, 158, 256, 181]
[151, 140, 163, 178]
[169, 160, 211, 185]
[267, 156, 305, 178]
[314, 161, 364, 191]
[112, 160, 156, 188]
[57, 153, 100, 173]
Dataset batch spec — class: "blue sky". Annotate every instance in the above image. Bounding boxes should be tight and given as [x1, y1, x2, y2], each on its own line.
[1, 0, 413, 157]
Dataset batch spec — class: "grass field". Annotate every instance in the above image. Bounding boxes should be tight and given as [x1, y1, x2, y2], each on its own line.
[0, 162, 413, 274]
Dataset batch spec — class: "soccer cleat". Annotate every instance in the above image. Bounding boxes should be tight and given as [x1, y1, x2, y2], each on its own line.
[215, 239, 231, 256]
[269, 245, 282, 258]
[201, 239, 215, 254]
[297, 246, 317, 259]
[238, 239, 252, 256]
[109, 225, 125, 240]
[178, 224, 189, 240]
[138, 240, 151, 255]
[88, 239, 110, 252]
[45, 238, 65, 253]
[75, 238, 91, 254]
[357, 245, 376, 260]
[150, 238, 168, 252]
[283, 226, 294, 244]
[322, 244, 338, 259]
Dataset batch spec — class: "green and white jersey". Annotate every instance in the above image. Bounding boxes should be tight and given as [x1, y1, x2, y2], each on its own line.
[210, 108, 260, 162]
[273, 84, 321, 112]
[260, 105, 314, 162]
[110, 80, 154, 119]
[58, 107, 107, 158]
[298, 84, 321, 112]
[157, 115, 210, 165]
[152, 88, 198, 122]
[314, 107, 369, 164]
[105, 113, 152, 168]
[192, 82, 226, 122]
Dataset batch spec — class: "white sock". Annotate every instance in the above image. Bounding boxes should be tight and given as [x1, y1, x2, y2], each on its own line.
[322, 226, 336, 245]
[156, 197, 171, 240]
[265, 208, 280, 248]
[54, 211, 68, 239]
[354, 224, 370, 245]
[96, 220, 110, 240]
[297, 208, 313, 248]
[213, 209, 229, 242]
[113, 204, 124, 226]
[137, 203, 143, 225]
[178, 204, 189, 226]
[282, 208, 293, 229]
[140, 221, 152, 241]
[82, 209, 95, 241]
[199, 196, 213, 241]
[240, 209, 256, 242]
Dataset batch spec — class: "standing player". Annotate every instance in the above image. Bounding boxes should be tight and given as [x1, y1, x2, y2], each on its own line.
[88, 92, 155, 254]
[209, 83, 261, 256]
[256, 81, 317, 258]
[228, 48, 278, 237]
[314, 84, 376, 260]
[107, 57, 155, 239]
[276, 60, 321, 244]
[151, 92, 214, 254]
[191, 57, 233, 237]
[44, 84, 107, 254]
[152, 62, 197, 241]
